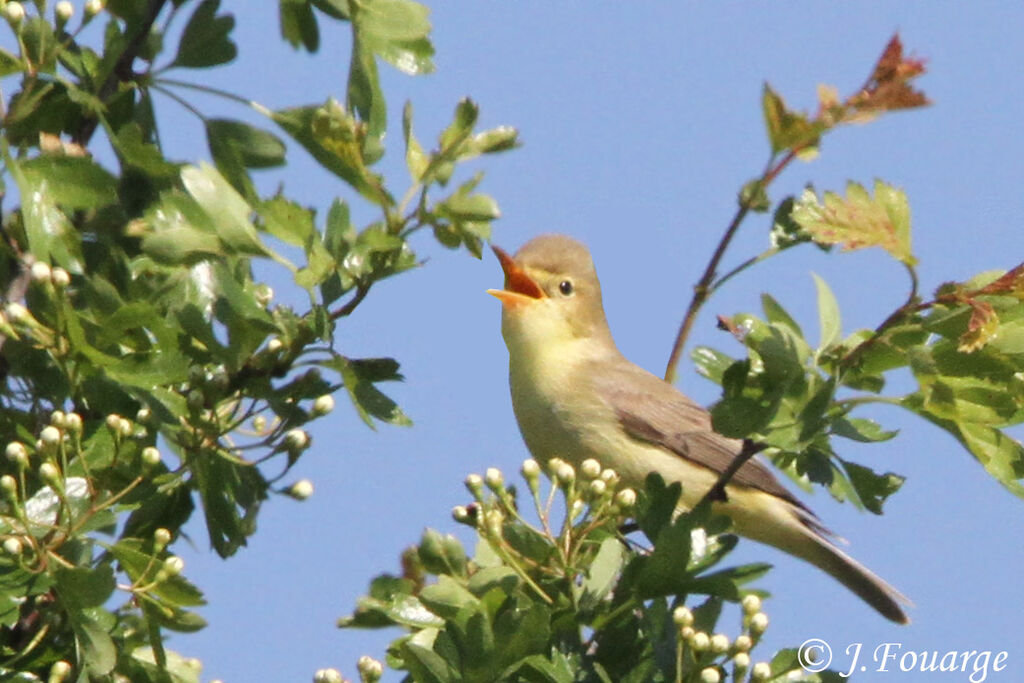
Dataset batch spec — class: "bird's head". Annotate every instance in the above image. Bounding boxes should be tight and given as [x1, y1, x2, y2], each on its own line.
[487, 234, 614, 352]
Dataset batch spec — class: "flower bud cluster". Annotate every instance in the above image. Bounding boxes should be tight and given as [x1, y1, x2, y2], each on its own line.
[672, 596, 773, 680]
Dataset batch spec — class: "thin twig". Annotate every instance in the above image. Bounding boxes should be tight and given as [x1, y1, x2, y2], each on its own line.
[695, 439, 766, 509]
[330, 283, 371, 320]
[664, 150, 799, 385]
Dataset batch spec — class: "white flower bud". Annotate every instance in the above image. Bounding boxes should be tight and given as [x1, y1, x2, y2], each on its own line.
[141, 446, 161, 466]
[162, 555, 184, 576]
[451, 505, 471, 523]
[84, 0, 104, 18]
[54, 1, 73, 23]
[546, 457, 565, 475]
[690, 631, 710, 651]
[267, 337, 284, 353]
[313, 669, 344, 683]
[464, 473, 484, 497]
[118, 417, 133, 437]
[679, 626, 695, 641]
[600, 468, 620, 487]
[710, 633, 729, 653]
[64, 412, 82, 434]
[588, 479, 606, 497]
[5, 441, 28, 468]
[105, 414, 122, 432]
[521, 458, 540, 479]
[615, 488, 637, 508]
[1, 475, 17, 495]
[136, 407, 152, 423]
[357, 655, 383, 682]
[733, 634, 753, 653]
[580, 458, 601, 479]
[252, 415, 267, 432]
[49, 660, 72, 683]
[672, 606, 694, 627]
[484, 467, 504, 490]
[284, 429, 309, 451]
[5, 302, 29, 323]
[741, 594, 762, 615]
[751, 662, 772, 681]
[31, 261, 52, 284]
[38, 462, 60, 484]
[749, 612, 769, 634]
[312, 394, 334, 416]
[286, 479, 314, 500]
[254, 284, 273, 307]
[40, 426, 62, 446]
[4, 2, 25, 25]
[50, 410, 65, 428]
[733, 652, 750, 669]
[51, 267, 71, 288]
[700, 668, 720, 683]
[569, 498, 585, 519]
[154, 528, 172, 548]
[555, 462, 575, 485]
[3, 537, 23, 555]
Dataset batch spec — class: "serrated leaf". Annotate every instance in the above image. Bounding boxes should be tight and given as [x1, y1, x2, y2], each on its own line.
[840, 459, 904, 514]
[831, 416, 898, 443]
[762, 83, 823, 153]
[20, 156, 118, 209]
[279, 0, 320, 52]
[171, 0, 237, 68]
[792, 180, 916, 265]
[357, 0, 435, 75]
[330, 355, 411, 427]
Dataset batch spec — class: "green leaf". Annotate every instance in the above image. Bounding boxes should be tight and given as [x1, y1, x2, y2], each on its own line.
[181, 163, 269, 257]
[7, 155, 85, 272]
[761, 293, 804, 339]
[20, 156, 118, 209]
[54, 564, 117, 609]
[812, 273, 841, 352]
[403, 100, 429, 181]
[831, 416, 898, 443]
[69, 608, 117, 674]
[171, 0, 237, 68]
[762, 83, 823, 153]
[130, 647, 203, 683]
[280, 0, 320, 52]
[840, 459, 904, 514]
[418, 529, 468, 578]
[356, 0, 435, 75]
[331, 355, 411, 427]
[273, 102, 387, 203]
[690, 346, 735, 385]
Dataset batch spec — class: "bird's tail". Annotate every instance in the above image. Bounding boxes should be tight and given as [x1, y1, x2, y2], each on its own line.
[725, 490, 911, 623]
[785, 512, 912, 624]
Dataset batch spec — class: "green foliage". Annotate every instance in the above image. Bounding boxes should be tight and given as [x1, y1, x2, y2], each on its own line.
[342, 461, 836, 682]
[0, 0, 515, 678]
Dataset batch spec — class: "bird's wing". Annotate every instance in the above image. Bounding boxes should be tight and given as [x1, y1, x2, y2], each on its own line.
[586, 359, 811, 512]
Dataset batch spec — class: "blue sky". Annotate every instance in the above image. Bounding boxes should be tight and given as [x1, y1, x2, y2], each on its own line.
[130, 2, 1024, 680]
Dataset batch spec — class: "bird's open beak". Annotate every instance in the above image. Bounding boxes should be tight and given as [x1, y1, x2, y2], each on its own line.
[487, 245, 545, 307]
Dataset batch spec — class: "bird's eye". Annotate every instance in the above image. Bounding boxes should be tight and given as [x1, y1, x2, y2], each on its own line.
[558, 280, 574, 296]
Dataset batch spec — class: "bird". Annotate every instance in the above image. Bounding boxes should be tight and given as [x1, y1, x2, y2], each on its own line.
[486, 233, 910, 623]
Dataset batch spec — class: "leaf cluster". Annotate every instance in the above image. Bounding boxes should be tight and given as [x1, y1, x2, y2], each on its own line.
[0, 0, 515, 678]
[341, 461, 841, 682]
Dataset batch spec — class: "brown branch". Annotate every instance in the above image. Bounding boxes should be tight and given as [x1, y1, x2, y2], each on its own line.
[331, 283, 371, 320]
[73, 0, 170, 145]
[696, 439, 766, 509]
[663, 150, 798, 385]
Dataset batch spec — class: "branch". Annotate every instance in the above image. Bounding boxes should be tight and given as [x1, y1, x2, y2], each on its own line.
[664, 150, 799, 385]
[73, 0, 170, 145]
[331, 283, 372, 320]
[696, 439, 766, 508]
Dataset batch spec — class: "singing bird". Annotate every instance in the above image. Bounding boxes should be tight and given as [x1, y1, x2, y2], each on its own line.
[487, 234, 909, 623]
